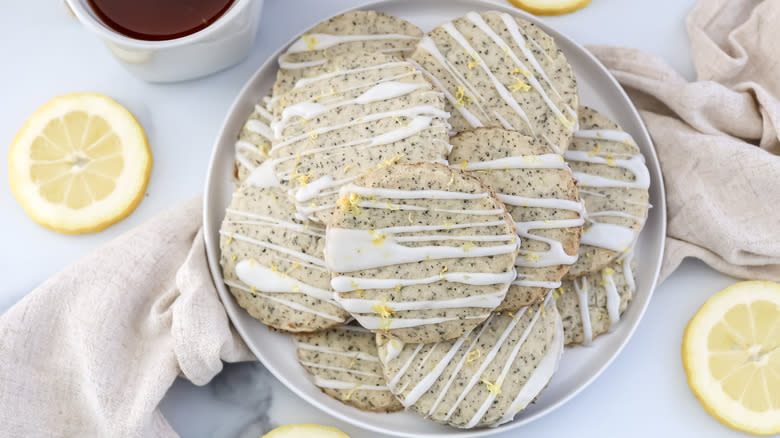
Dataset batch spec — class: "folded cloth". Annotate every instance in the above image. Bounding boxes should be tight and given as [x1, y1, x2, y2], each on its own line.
[588, 0, 780, 282]
[2, 0, 780, 437]
[0, 198, 252, 437]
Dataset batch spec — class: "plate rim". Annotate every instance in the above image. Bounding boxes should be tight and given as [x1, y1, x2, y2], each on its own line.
[202, 1, 667, 436]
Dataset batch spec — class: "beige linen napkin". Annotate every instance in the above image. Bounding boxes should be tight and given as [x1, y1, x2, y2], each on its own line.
[0, 198, 252, 437]
[588, 0, 780, 281]
[1, 0, 780, 436]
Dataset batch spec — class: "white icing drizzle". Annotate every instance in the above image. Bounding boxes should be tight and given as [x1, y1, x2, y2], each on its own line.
[299, 360, 382, 377]
[441, 22, 536, 138]
[581, 222, 635, 253]
[466, 12, 575, 130]
[403, 335, 468, 407]
[465, 295, 548, 428]
[384, 339, 405, 362]
[495, 301, 563, 426]
[222, 231, 325, 267]
[426, 316, 494, 417]
[389, 344, 424, 389]
[442, 306, 531, 422]
[621, 250, 636, 299]
[326, 228, 516, 272]
[406, 57, 485, 128]
[497, 194, 586, 216]
[574, 128, 636, 146]
[284, 33, 418, 55]
[512, 277, 561, 289]
[416, 36, 486, 109]
[225, 209, 325, 237]
[603, 268, 621, 328]
[564, 151, 650, 189]
[295, 61, 410, 88]
[352, 314, 487, 331]
[245, 119, 274, 139]
[573, 277, 593, 345]
[225, 281, 344, 322]
[312, 376, 388, 391]
[235, 261, 335, 303]
[294, 341, 380, 362]
[278, 58, 327, 70]
[245, 159, 281, 188]
[463, 154, 567, 171]
[338, 289, 507, 313]
[332, 270, 516, 292]
[273, 80, 427, 137]
[343, 184, 489, 200]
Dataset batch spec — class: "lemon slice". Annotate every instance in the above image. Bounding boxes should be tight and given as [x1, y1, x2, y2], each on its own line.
[506, 0, 591, 16]
[8, 93, 152, 234]
[683, 281, 780, 435]
[262, 423, 350, 438]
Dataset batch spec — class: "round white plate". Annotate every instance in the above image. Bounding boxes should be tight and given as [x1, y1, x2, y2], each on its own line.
[203, 1, 667, 436]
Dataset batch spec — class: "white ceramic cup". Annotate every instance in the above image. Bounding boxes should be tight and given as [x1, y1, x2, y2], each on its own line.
[64, 0, 264, 82]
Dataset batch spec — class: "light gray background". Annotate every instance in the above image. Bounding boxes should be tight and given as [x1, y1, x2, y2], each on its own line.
[0, 0, 744, 436]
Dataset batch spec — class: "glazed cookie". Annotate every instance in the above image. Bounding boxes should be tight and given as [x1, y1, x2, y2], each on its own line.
[556, 254, 637, 346]
[564, 107, 650, 278]
[325, 162, 518, 344]
[409, 11, 578, 152]
[377, 293, 563, 428]
[219, 179, 349, 332]
[272, 10, 423, 99]
[294, 324, 403, 412]
[450, 128, 583, 311]
[268, 53, 450, 223]
[234, 99, 273, 183]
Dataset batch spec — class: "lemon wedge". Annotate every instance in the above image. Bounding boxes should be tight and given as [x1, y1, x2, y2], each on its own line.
[506, 0, 591, 16]
[683, 281, 780, 435]
[262, 423, 350, 438]
[8, 93, 152, 234]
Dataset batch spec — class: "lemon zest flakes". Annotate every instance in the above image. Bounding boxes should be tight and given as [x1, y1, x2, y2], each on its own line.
[249, 258, 257, 267]
[454, 86, 472, 107]
[447, 173, 455, 187]
[372, 298, 395, 330]
[292, 284, 301, 293]
[395, 284, 403, 292]
[226, 233, 233, 244]
[467, 51, 481, 70]
[371, 234, 387, 246]
[444, 221, 453, 229]
[466, 349, 481, 363]
[439, 266, 448, 280]
[605, 155, 617, 166]
[350, 280, 360, 290]
[269, 261, 278, 273]
[510, 67, 531, 77]
[509, 81, 531, 92]
[231, 254, 237, 262]
[462, 241, 475, 252]
[337, 192, 361, 214]
[553, 287, 564, 299]
[343, 163, 357, 174]
[286, 263, 300, 276]
[308, 132, 318, 141]
[356, 289, 365, 297]
[344, 384, 360, 400]
[523, 253, 541, 262]
[558, 114, 575, 128]
[348, 353, 358, 370]
[503, 46, 510, 60]
[588, 143, 602, 156]
[481, 379, 502, 395]
[251, 285, 257, 292]
[407, 212, 414, 224]
[460, 159, 469, 170]
[377, 152, 405, 171]
[386, 202, 399, 211]
[541, 301, 546, 317]
[296, 172, 312, 186]
[604, 267, 615, 276]
[302, 34, 318, 51]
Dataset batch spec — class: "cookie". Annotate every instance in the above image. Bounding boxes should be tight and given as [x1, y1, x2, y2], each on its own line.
[294, 324, 403, 412]
[449, 128, 583, 311]
[556, 254, 637, 346]
[268, 53, 450, 223]
[377, 293, 563, 428]
[219, 177, 349, 332]
[409, 11, 578, 152]
[563, 106, 650, 278]
[234, 99, 273, 182]
[325, 162, 518, 344]
[272, 11, 423, 99]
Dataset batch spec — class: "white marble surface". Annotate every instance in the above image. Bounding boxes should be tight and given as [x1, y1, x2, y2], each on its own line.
[0, 0, 745, 436]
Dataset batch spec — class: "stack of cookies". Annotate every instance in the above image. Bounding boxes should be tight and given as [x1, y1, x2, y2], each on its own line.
[219, 10, 650, 429]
